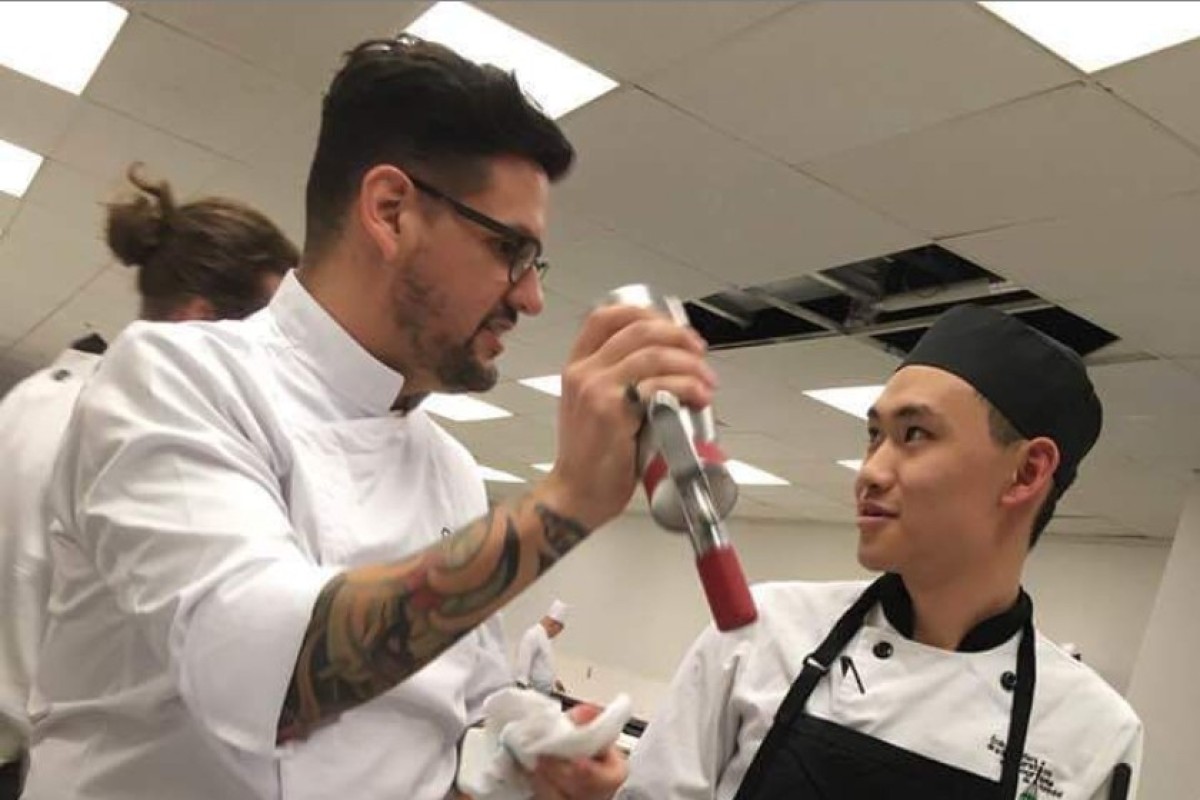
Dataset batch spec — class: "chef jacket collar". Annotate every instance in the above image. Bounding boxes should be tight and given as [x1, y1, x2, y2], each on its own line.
[270, 271, 406, 418]
[878, 572, 1032, 652]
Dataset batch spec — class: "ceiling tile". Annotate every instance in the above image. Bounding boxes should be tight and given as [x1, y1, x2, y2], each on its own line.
[129, 1, 433, 93]
[1090, 359, 1200, 420]
[549, 228, 732, 307]
[0, 195, 18, 233]
[715, 336, 899, 392]
[20, 159, 121, 242]
[1073, 292, 1200, 359]
[198, 164, 306, 247]
[1067, 446, 1191, 539]
[647, 1, 1077, 164]
[0, 67, 79, 155]
[944, 190, 1200, 302]
[1098, 38, 1200, 151]
[559, 88, 925, 287]
[8, 265, 138, 364]
[478, 1, 795, 84]
[85, 14, 315, 161]
[53, 101, 231, 193]
[805, 84, 1200, 237]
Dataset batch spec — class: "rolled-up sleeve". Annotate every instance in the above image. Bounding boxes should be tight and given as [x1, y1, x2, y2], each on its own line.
[53, 324, 337, 755]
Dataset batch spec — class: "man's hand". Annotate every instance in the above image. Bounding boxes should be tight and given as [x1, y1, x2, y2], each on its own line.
[541, 305, 716, 532]
[528, 705, 628, 800]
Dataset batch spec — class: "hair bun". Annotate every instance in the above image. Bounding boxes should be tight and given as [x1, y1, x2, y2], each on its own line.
[105, 163, 178, 268]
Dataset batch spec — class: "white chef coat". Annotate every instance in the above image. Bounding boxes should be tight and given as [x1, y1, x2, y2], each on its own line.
[515, 623, 556, 693]
[620, 580, 1142, 800]
[23, 272, 511, 800]
[0, 348, 102, 763]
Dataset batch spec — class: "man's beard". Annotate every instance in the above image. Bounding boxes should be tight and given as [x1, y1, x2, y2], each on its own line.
[396, 254, 517, 394]
[433, 336, 499, 393]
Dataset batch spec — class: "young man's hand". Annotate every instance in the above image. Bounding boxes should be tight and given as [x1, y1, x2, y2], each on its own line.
[528, 705, 627, 800]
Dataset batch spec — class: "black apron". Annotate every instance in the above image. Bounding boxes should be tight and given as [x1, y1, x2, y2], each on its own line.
[733, 575, 1037, 800]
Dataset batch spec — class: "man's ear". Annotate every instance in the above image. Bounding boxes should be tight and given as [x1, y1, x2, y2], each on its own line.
[355, 164, 418, 262]
[1001, 436, 1060, 512]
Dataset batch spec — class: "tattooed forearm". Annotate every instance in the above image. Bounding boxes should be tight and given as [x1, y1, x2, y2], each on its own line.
[278, 496, 591, 742]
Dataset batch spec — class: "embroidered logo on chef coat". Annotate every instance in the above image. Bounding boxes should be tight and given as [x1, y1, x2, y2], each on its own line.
[987, 736, 1061, 798]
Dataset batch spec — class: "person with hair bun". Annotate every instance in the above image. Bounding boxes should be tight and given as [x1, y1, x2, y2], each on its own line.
[0, 164, 295, 800]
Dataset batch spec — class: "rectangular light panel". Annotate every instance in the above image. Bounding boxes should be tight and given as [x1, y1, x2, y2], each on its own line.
[803, 385, 885, 420]
[0, 2, 128, 94]
[981, 2, 1200, 72]
[518, 374, 562, 397]
[478, 465, 525, 483]
[725, 459, 790, 486]
[0, 138, 43, 198]
[407, 2, 618, 118]
[423, 393, 513, 422]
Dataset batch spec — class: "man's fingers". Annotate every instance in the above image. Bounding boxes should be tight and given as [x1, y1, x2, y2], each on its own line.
[568, 305, 657, 362]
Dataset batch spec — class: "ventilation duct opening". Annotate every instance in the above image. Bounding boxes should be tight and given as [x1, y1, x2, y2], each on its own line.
[685, 244, 1118, 358]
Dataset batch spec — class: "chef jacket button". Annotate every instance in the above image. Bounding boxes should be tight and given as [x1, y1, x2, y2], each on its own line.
[1000, 671, 1018, 691]
[872, 641, 893, 659]
[52, 369, 71, 381]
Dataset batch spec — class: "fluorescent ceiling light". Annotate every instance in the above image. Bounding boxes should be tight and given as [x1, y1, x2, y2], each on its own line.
[478, 465, 525, 484]
[837, 459, 864, 473]
[0, 2, 128, 94]
[980, 2, 1200, 72]
[518, 375, 562, 397]
[423, 393, 512, 422]
[803, 385, 885, 420]
[725, 459, 789, 487]
[407, 2, 618, 118]
[0, 138, 43, 198]
[532, 462, 554, 473]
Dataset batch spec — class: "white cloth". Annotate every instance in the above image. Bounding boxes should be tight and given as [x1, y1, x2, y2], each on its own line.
[23, 272, 512, 800]
[0, 348, 101, 762]
[515, 623, 556, 692]
[619, 581, 1143, 800]
[457, 688, 631, 800]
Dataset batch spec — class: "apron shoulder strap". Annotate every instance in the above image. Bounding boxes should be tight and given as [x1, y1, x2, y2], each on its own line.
[733, 578, 888, 800]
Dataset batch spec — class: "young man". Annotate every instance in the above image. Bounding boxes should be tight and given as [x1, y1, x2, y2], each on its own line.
[0, 165, 295, 800]
[619, 304, 1142, 799]
[23, 36, 712, 800]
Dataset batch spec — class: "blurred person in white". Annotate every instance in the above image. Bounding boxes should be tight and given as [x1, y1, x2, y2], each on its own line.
[0, 164, 296, 800]
[516, 600, 570, 695]
[21, 34, 716, 800]
[619, 305, 1142, 800]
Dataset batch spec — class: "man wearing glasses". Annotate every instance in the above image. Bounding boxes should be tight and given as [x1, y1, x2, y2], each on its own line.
[24, 36, 713, 800]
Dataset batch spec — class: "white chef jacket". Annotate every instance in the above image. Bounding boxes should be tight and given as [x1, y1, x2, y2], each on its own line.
[515, 623, 556, 692]
[620, 581, 1142, 800]
[23, 272, 511, 800]
[0, 348, 102, 763]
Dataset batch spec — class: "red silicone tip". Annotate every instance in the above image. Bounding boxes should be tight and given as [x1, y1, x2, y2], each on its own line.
[696, 546, 758, 631]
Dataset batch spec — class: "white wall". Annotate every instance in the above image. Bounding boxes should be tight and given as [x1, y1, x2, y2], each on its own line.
[1127, 479, 1200, 800]
[501, 511, 1169, 719]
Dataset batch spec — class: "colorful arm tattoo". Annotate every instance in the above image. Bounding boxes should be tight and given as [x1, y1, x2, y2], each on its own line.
[277, 496, 589, 741]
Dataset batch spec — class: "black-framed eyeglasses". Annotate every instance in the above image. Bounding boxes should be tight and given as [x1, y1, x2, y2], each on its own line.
[409, 175, 549, 285]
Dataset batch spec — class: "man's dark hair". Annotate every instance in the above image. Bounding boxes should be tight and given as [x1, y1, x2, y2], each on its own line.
[304, 35, 576, 257]
[106, 164, 297, 321]
[983, 399, 1060, 547]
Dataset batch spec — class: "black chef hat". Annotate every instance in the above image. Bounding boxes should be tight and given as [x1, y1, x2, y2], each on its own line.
[899, 304, 1102, 492]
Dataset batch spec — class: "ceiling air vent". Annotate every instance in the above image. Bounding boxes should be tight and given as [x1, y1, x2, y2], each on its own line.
[686, 244, 1118, 359]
